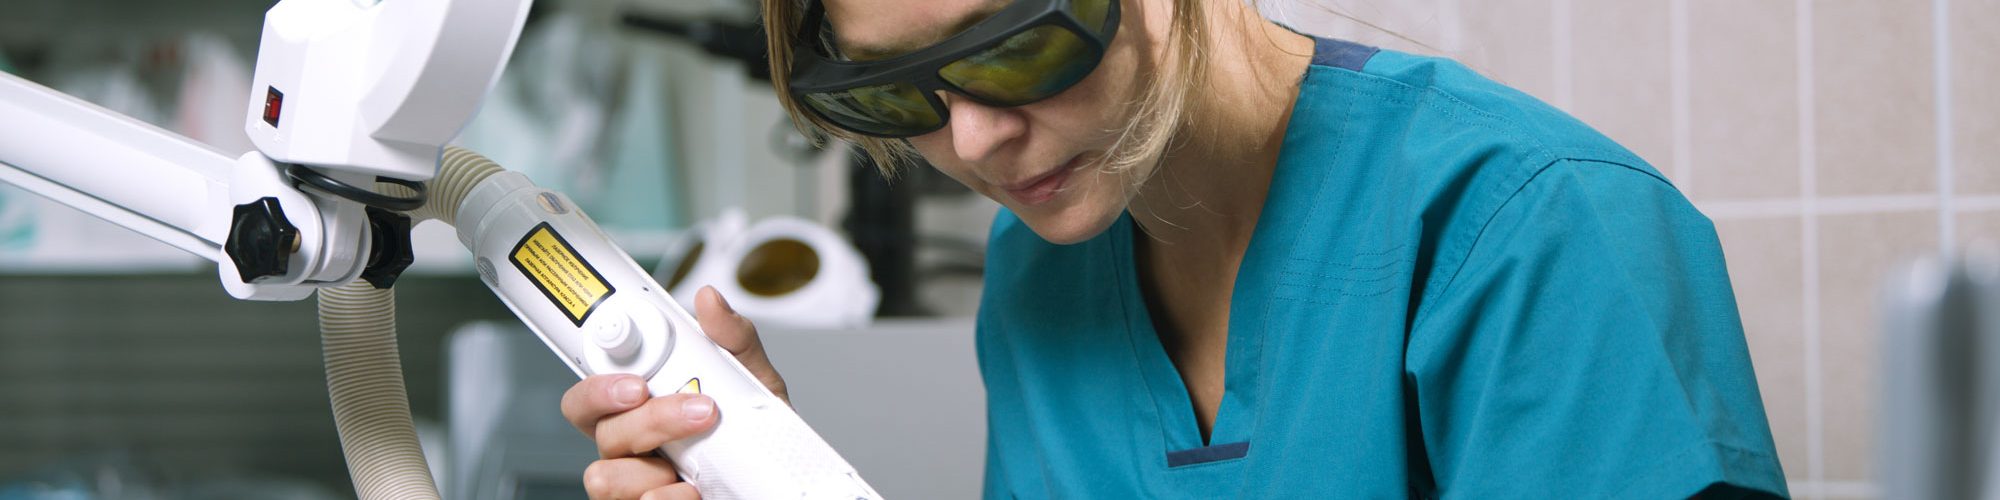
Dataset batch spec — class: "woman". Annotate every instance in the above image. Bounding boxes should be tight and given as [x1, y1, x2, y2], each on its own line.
[562, 0, 1789, 497]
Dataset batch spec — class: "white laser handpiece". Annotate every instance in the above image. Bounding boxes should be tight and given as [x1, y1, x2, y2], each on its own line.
[454, 171, 883, 500]
[3, 0, 885, 496]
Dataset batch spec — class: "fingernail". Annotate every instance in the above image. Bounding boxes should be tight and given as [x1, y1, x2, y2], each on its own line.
[612, 379, 646, 406]
[707, 286, 738, 316]
[683, 395, 714, 421]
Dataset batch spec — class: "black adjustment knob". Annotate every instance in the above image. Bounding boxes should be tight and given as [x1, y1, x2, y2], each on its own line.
[360, 207, 414, 289]
[225, 197, 299, 283]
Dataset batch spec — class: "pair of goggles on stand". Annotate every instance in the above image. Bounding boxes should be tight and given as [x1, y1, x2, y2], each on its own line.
[788, 0, 1120, 138]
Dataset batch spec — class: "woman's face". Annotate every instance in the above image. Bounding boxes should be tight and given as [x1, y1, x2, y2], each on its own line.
[824, 0, 1159, 244]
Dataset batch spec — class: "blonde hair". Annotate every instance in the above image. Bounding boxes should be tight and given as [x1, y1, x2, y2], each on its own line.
[762, 0, 1212, 180]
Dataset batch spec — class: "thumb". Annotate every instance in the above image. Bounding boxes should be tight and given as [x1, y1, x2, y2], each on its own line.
[693, 286, 787, 402]
[694, 286, 756, 353]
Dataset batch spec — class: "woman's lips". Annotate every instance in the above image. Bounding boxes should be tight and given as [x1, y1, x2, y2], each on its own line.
[1002, 156, 1082, 206]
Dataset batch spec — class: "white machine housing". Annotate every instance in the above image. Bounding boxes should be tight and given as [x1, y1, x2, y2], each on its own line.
[245, 0, 530, 180]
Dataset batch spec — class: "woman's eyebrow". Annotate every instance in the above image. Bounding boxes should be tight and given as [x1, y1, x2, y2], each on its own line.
[843, 0, 1009, 60]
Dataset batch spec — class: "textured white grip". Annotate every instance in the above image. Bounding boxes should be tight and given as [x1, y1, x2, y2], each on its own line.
[651, 342, 881, 500]
[454, 171, 882, 499]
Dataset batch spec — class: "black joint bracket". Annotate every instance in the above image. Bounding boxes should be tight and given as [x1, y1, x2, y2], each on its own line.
[360, 207, 415, 289]
[225, 197, 298, 283]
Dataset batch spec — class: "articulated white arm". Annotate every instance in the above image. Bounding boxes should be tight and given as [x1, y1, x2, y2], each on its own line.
[0, 0, 530, 301]
[0, 3, 885, 497]
[0, 71, 235, 261]
[0, 70, 372, 301]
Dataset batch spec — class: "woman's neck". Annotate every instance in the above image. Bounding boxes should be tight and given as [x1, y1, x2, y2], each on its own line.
[1129, 5, 1314, 260]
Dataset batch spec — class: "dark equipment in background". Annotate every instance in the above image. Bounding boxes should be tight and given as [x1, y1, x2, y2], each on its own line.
[841, 150, 924, 316]
[618, 14, 771, 82]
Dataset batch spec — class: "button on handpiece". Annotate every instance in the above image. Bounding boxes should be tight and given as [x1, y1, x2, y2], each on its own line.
[592, 312, 643, 361]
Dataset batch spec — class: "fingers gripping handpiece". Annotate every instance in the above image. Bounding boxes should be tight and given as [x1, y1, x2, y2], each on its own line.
[3, 0, 874, 496]
[454, 171, 883, 499]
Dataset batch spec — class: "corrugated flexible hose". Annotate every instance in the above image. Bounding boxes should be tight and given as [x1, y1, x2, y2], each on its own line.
[317, 146, 502, 499]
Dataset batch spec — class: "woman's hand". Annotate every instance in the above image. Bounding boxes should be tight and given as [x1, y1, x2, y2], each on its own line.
[561, 286, 789, 500]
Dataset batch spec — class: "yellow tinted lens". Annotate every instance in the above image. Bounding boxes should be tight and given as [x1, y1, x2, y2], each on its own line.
[804, 81, 942, 136]
[1070, 0, 1110, 33]
[937, 25, 1099, 106]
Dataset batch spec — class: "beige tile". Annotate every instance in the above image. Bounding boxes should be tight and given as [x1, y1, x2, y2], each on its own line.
[1689, 0, 1800, 201]
[1952, 0, 2000, 195]
[1818, 210, 1940, 482]
[1958, 210, 2000, 250]
[1813, 0, 1938, 197]
[1458, 0, 1558, 102]
[1715, 216, 1810, 478]
[1264, 0, 1452, 55]
[1570, 0, 1673, 172]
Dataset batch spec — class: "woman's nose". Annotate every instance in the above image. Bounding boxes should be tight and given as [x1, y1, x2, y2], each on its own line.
[943, 94, 1027, 164]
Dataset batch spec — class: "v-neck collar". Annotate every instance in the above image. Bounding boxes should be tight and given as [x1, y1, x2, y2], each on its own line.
[1107, 35, 1373, 465]
[1112, 213, 1214, 453]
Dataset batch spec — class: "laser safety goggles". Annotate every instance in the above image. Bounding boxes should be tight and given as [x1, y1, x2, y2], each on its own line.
[787, 0, 1120, 138]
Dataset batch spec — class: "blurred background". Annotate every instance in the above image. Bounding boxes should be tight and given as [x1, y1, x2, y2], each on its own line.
[0, 0, 1993, 498]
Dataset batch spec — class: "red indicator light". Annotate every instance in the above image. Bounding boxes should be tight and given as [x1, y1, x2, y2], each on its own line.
[263, 87, 284, 127]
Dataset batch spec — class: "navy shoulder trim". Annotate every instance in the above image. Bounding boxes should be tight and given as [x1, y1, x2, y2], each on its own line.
[1311, 36, 1380, 72]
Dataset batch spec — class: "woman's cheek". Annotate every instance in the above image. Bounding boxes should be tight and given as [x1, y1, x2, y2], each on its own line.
[906, 132, 950, 163]
[903, 138, 990, 194]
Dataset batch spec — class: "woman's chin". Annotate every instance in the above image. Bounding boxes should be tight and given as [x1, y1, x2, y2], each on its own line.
[1016, 200, 1124, 245]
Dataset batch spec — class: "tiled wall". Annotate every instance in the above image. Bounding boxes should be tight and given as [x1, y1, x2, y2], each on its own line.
[1268, 0, 1998, 498]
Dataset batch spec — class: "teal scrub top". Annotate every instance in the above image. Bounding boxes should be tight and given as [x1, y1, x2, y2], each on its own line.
[975, 38, 1789, 498]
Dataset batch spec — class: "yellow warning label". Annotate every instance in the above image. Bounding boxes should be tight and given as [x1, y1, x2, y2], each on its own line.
[509, 223, 615, 326]
[677, 378, 701, 394]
